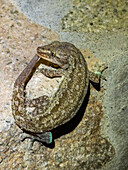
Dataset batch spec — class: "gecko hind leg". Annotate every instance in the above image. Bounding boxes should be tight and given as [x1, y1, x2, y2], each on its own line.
[89, 65, 107, 84]
[89, 71, 102, 84]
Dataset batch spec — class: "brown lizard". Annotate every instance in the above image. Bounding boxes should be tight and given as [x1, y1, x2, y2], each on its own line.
[12, 41, 101, 144]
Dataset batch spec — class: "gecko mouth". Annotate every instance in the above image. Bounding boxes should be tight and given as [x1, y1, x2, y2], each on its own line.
[38, 53, 61, 69]
[37, 46, 68, 69]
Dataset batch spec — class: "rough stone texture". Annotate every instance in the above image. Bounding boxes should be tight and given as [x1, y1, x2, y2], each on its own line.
[10, 0, 128, 33]
[0, 0, 128, 169]
[101, 56, 128, 170]
[26, 65, 62, 100]
[61, 0, 128, 33]
[10, 0, 74, 32]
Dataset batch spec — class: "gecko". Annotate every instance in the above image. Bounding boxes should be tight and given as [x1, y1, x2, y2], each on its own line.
[12, 41, 101, 144]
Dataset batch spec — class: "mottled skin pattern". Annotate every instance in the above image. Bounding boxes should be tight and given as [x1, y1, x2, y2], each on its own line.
[12, 41, 99, 142]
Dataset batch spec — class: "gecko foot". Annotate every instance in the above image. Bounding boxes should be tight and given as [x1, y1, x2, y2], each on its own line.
[35, 132, 53, 144]
[89, 66, 108, 84]
[89, 71, 101, 84]
[21, 131, 53, 145]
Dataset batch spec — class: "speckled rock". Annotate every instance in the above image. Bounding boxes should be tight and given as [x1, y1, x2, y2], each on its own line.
[0, 0, 115, 169]
[100, 55, 128, 170]
[0, 0, 128, 169]
[61, 0, 128, 33]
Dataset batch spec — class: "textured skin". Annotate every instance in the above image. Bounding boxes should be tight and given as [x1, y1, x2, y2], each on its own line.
[12, 41, 93, 133]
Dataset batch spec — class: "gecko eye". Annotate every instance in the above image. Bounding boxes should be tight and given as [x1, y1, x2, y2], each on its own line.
[51, 51, 56, 57]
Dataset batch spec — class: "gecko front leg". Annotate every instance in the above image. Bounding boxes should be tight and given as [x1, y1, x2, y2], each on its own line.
[40, 67, 64, 78]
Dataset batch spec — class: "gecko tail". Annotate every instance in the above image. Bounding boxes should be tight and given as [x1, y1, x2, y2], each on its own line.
[36, 132, 52, 144]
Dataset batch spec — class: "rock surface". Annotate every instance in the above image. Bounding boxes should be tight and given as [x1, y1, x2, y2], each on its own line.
[0, 0, 128, 169]
[101, 56, 128, 170]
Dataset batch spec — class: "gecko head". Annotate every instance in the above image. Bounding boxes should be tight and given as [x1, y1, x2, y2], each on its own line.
[37, 41, 76, 69]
